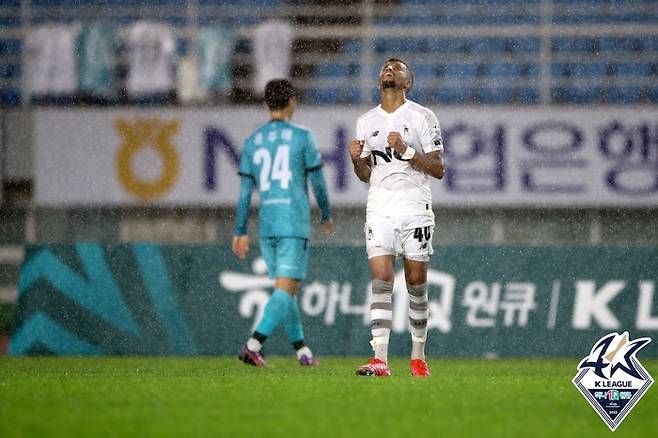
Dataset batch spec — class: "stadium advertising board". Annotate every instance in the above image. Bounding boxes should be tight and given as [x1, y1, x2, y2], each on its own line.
[34, 107, 658, 207]
[9, 243, 658, 357]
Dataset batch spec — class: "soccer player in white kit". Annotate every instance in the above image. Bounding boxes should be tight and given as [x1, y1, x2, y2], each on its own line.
[349, 58, 446, 377]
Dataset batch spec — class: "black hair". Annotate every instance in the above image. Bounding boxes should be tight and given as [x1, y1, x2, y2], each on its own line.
[264, 79, 296, 110]
[384, 58, 414, 91]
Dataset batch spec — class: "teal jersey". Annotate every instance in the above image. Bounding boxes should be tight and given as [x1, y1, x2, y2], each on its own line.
[238, 120, 323, 238]
[77, 23, 116, 97]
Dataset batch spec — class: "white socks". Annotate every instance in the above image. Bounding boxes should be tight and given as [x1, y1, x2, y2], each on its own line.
[246, 338, 262, 353]
[296, 346, 313, 360]
[370, 279, 394, 363]
[407, 283, 429, 360]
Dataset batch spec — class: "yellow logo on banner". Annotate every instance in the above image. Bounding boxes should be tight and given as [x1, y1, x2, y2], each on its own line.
[114, 118, 180, 200]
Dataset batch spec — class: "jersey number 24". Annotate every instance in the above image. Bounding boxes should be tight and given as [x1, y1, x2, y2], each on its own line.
[253, 146, 292, 191]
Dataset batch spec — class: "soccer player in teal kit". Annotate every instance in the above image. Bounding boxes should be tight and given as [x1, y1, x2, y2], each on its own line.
[233, 79, 333, 367]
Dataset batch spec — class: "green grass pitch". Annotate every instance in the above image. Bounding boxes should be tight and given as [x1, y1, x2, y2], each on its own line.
[1, 356, 656, 437]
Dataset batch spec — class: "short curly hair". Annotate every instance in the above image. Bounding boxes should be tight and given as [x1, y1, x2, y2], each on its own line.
[264, 79, 296, 110]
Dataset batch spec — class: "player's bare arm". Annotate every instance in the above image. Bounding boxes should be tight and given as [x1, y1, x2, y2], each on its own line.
[387, 131, 445, 179]
[349, 139, 372, 183]
[409, 150, 445, 179]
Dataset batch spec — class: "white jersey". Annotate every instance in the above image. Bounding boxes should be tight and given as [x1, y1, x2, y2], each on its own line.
[126, 21, 176, 96]
[356, 100, 443, 220]
[26, 24, 81, 96]
[253, 20, 293, 92]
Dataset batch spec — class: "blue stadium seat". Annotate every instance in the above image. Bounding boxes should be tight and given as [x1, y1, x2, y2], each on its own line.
[469, 37, 540, 54]
[520, 63, 540, 78]
[411, 64, 438, 78]
[551, 63, 570, 78]
[551, 86, 598, 104]
[0, 64, 19, 80]
[375, 1, 541, 26]
[443, 63, 480, 79]
[341, 40, 361, 55]
[599, 37, 644, 53]
[474, 87, 514, 104]
[374, 37, 409, 54]
[399, 0, 540, 4]
[554, 12, 658, 25]
[616, 63, 650, 76]
[649, 87, 658, 103]
[433, 87, 470, 104]
[304, 88, 337, 105]
[426, 38, 469, 54]
[406, 87, 427, 103]
[313, 64, 359, 78]
[303, 87, 359, 105]
[32, 0, 181, 5]
[517, 87, 539, 104]
[605, 86, 642, 104]
[649, 63, 658, 76]
[644, 36, 658, 51]
[572, 63, 608, 77]
[552, 62, 616, 79]
[487, 63, 523, 78]
[1, 88, 21, 106]
[0, 39, 21, 56]
[551, 37, 600, 53]
[0, 16, 20, 28]
[200, 0, 279, 4]
[551, 0, 658, 25]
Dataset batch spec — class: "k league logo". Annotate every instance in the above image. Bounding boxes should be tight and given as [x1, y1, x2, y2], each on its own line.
[572, 332, 653, 431]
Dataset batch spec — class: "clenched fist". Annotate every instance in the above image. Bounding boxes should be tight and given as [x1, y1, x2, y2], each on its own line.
[349, 139, 364, 161]
[387, 132, 407, 155]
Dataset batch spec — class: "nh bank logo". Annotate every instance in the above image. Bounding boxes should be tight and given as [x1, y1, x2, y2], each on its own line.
[114, 118, 180, 200]
[572, 332, 653, 431]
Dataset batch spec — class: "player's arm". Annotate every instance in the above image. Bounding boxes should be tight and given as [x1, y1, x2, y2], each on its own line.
[349, 140, 372, 183]
[304, 131, 333, 234]
[308, 166, 333, 235]
[232, 173, 254, 259]
[387, 132, 445, 180]
[350, 119, 372, 183]
[410, 149, 445, 179]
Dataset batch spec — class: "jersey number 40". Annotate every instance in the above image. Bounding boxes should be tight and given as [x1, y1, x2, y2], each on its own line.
[253, 146, 292, 191]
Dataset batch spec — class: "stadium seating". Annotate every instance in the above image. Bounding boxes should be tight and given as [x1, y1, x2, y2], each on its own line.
[551, 0, 658, 25]
[0, 0, 656, 106]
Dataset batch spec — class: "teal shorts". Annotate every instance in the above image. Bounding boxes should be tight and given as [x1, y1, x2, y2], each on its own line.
[259, 237, 309, 280]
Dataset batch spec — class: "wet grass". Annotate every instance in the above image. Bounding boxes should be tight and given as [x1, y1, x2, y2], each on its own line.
[0, 357, 656, 437]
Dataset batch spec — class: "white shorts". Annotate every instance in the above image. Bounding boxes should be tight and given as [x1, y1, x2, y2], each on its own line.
[364, 215, 435, 262]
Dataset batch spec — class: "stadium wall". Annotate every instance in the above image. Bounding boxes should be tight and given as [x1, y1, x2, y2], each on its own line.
[9, 242, 658, 357]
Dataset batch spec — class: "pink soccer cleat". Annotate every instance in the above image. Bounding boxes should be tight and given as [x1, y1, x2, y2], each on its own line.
[356, 358, 391, 376]
[298, 354, 320, 366]
[410, 359, 431, 377]
[238, 345, 268, 367]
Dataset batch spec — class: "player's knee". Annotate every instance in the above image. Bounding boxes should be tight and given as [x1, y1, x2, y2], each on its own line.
[369, 264, 395, 281]
[405, 272, 426, 285]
